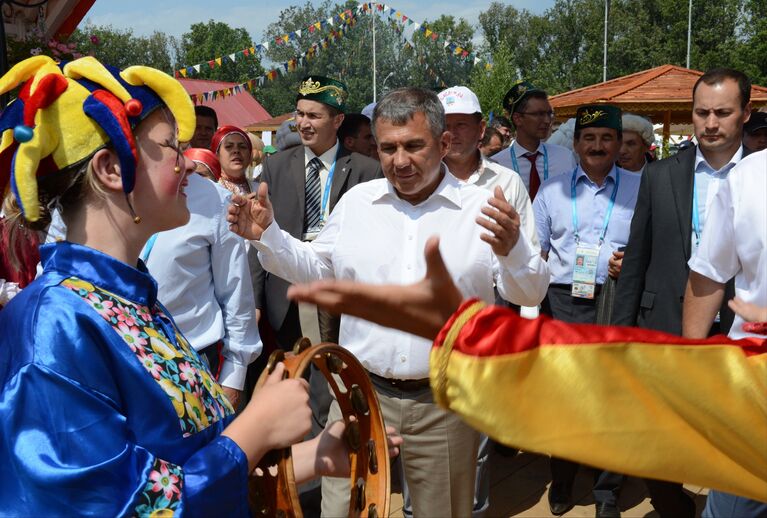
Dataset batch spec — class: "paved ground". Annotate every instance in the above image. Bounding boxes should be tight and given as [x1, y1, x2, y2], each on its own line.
[388, 449, 707, 517]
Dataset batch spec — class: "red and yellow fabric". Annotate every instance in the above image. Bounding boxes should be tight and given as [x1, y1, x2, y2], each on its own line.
[430, 299, 767, 502]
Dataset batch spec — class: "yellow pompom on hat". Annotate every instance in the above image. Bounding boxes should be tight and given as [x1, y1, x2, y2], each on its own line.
[0, 55, 195, 222]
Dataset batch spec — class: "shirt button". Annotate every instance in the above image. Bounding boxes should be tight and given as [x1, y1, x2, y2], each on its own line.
[408, 235, 414, 241]
[400, 355, 407, 363]
[406, 265, 412, 270]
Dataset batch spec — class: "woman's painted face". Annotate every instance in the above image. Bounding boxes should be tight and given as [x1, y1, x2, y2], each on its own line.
[131, 109, 195, 232]
[218, 133, 250, 178]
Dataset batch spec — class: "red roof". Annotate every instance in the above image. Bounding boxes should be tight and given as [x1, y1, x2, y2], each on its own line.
[178, 78, 271, 129]
[550, 65, 767, 123]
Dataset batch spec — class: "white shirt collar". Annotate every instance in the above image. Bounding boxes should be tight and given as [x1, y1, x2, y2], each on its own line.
[694, 145, 743, 175]
[304, 140, 339, 171]
[373, 163, 463, 209]
[575, 164, 619, 186]
[513, 139, 545, 157]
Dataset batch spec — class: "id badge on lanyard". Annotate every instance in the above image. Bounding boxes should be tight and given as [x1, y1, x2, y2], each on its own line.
[569, 167, 620, 299]
[572, 244, 600, 299]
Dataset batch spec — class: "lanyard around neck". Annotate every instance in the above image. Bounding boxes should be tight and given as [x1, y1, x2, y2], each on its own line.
[141, 234, 159, 263]
[510, 142, 549, 181]
[317, 148, 340, 224]
[692, 175, 700, 248]
[570, 167, 621, 245]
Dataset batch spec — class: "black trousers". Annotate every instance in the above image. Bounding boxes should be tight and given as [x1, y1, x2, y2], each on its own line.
[543, 284, 624, 506]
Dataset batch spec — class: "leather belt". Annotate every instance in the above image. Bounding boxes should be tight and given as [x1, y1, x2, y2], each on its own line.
[368, 371, 430, 392]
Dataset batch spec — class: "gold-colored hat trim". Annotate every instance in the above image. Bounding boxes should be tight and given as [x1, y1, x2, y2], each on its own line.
[298, 77, 348, 104]
[579, 109, 607, 125]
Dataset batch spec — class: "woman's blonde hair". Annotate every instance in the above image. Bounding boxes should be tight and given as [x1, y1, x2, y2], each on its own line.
[3, 154, 107, 268]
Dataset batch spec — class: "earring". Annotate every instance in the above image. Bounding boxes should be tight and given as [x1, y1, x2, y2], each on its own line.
[174, 165, 182, 174]
[125, 194, 141, 224]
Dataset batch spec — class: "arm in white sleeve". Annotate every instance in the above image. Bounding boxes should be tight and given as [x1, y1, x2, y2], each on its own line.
[0, 279, 20, 305]
[494, 230, 551, 306]
[212, 213, 263, 391]
[251, 199, 343, 284]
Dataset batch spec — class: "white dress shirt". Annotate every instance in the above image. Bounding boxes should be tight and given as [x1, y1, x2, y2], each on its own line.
[253, 169, 550, 379]
[692, 145, 743, 250]
[145, 174, 262, 390]
[452, 155, 539, 247]
[688, 149, 767, 340]
[491, 141, 577, 193]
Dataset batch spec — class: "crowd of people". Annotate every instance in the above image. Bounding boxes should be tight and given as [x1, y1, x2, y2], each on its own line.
[0, 52, 764, 518]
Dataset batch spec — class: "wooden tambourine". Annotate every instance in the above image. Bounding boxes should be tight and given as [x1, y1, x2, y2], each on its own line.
[248, 339, 390, 518]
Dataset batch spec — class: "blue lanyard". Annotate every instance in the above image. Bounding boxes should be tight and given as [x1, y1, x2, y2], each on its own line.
[318, 148, 340, 225]
[510, 142, 549, 182]
[140, 233, 158, 262]
[692, 175, 701, 248]
[570, 167, 621, 245]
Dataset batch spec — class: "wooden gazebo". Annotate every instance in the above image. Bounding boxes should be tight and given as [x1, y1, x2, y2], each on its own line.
[549, 65, 767, 146]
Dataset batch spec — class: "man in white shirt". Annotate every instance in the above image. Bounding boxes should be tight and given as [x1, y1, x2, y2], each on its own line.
[145, 173, 262, 409]
[439, 85, 537, 247]
[438, 84, 537, 517]
[227, 87, 550, 517]
[682, 148, 767, 518]
[618, 113, 654, 175]
[491, 81, 577, 199]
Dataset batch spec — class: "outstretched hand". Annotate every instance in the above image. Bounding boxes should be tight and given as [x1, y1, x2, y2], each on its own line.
[227, 181, 274, 241]
[476, 186, 521, 257]
[729, 297, 767, 323]
[287, 236, 463, 339]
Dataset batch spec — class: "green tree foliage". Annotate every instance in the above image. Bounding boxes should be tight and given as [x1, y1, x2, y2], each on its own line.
[470, 0, 764, 115]
[175, 20, 264, 83]
[254, 1, 477, 115]
[403, 15, 475, 90]
[68, 23, 175, 72]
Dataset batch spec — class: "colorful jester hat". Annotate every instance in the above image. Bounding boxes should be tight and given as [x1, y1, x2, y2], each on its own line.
[0, 55, 195, 222]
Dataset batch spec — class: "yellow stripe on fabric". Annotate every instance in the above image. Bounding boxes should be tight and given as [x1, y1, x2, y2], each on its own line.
[431, 301, 486, 407]
[433, 341, 767, 502]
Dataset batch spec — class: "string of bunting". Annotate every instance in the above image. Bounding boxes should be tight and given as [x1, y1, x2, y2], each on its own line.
[176, 7, 358, 77]
[185, 2, 492, 103]
[187, 16, 358, 104]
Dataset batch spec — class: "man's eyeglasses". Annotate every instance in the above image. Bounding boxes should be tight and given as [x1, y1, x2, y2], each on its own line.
[519, 111, 555, 119]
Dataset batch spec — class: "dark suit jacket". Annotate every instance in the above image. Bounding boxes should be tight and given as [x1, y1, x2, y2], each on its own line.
[613, 146, 734, 334]
[249, 144, 381, 343]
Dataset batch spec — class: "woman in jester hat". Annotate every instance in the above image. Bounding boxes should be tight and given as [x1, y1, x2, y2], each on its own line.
[0, 56, 375, 516]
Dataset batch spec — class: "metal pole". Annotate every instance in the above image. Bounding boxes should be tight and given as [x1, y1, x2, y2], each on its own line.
[602, 0, 609, 82]
[686, 0, 692, 68]
[372, 10, 377, 102]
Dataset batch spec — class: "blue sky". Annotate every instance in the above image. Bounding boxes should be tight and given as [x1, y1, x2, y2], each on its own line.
[84, 1, 557, 43]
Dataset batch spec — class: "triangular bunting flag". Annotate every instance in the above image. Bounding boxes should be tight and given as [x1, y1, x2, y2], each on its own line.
[215, 57, 222, 66]
[193, 64, 201, 73]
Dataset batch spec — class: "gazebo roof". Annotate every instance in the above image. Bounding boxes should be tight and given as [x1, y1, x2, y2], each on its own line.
[246, 112, 294, 133]
[549, 65, 767, 123]
[178, 78, 271, 129]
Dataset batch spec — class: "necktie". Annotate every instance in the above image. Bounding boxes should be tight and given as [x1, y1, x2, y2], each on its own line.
[525, 152, 541, 200]
[304, 157, 323, 233]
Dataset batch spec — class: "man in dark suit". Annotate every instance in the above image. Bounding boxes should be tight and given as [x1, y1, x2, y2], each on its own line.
[613, 68, 752, 517]
[252, 76, 381, 349]
[248, 81, 380, 514]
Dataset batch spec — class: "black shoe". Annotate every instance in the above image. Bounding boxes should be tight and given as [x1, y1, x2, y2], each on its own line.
[595, 502, 621, 518]
[548, 483, 574, 516]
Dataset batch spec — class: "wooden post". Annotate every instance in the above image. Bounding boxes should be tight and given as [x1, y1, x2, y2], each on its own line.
[662, 110, 672, 158]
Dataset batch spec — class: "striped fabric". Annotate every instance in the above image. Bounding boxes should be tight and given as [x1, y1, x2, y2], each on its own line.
[430, 299, 767, 502]
[304, 157, 322, 233]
